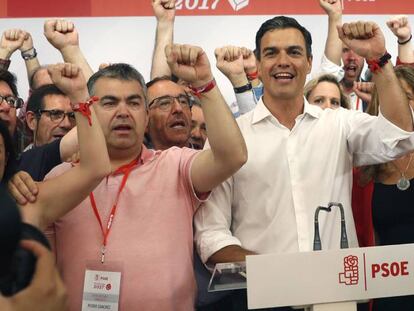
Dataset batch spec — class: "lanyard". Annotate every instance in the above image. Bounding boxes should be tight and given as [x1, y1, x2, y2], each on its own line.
[89, 158, 139, 263]
[355, 96, 360, 111]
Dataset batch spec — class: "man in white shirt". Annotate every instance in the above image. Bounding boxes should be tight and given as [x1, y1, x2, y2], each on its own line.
[318, 0, 366, 111]
[194, 15, 414, 310]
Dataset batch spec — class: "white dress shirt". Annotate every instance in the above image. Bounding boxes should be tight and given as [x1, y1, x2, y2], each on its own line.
[195, 98, 414, 263]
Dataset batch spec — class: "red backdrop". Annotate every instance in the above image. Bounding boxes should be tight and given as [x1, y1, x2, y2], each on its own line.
[2, 0, 414, 18]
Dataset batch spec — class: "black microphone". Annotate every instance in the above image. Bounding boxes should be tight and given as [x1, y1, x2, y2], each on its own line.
[313, 202, 349, 251]
[328, 202, 349, 249]
[313, 206, 331, 251]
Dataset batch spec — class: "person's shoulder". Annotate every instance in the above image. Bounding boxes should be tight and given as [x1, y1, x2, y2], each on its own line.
[235, 108, 256, 128]
[19, 139, 61, 160]
[44, 162, 72, 180]
[159, 146, 199, 159]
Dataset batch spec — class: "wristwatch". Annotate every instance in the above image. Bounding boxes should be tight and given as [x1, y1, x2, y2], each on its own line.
[21, 48, 37, 61]
[234, 82, 252, 94]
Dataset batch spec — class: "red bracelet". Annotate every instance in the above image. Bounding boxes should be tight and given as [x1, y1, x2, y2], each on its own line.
[189, 79, 216, 97]
[366, 52, 391, 74]
[72, 96, 99, 126]
[246, 70, 259, 81]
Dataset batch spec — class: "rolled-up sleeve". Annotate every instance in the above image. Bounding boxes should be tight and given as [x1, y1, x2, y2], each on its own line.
[194, 176, 242, 264]
[347, 109, 414, 166]
[235, 90, 257, 115]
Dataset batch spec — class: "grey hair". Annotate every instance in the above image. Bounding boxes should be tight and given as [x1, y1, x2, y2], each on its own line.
[87, 63, 148, 108]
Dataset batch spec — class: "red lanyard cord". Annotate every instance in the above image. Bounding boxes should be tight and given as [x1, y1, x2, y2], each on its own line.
[89, 158, 139, 262]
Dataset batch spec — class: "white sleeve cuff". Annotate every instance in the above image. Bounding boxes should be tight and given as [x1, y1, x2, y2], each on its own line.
[197, 232, 242, 264]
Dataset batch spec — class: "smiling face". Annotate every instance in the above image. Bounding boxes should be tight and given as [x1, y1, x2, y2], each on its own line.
[92, 77, 148, 159]
[308, 81, 342, 110]
[257, 28, 312, 103]
[146, 80, 192, 150]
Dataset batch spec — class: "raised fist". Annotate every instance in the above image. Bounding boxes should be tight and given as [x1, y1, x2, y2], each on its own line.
[44, 19, 79, 52]
[319, 0, 342, 17]
[386, 15, 412, 42]
[337, 21, 386, 59]
[0, 29, 27, 58]
[47, 63, 88, 103]
[165, 44, 213, 87]
[152, 0, 176, 22]
[215, 46, 244, 79]
[353, 81, 374, 104]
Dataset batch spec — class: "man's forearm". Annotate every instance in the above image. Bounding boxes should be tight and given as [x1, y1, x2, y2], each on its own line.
[60, 46, 93, 80]
[398, 40, 414, 63]
[151, 21, 174, 79]
[324, 13, 343, 65]
[200, 85, 247, 174]
[24, 57, 41, 83]
[375, 61, 413, 131]
[208, 245, 256, 264]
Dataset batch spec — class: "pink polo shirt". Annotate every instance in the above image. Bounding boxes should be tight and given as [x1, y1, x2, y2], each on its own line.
[46, 146, 204, 311]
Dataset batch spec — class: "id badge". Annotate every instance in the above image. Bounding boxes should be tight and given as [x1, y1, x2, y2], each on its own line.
[81, 261, 122, 311]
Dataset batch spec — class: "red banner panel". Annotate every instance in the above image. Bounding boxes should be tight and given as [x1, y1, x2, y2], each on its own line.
[1, 0, 414, 18]
[4, 0, 91, 18]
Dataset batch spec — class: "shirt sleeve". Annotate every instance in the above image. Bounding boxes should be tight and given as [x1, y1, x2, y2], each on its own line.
[194, 176, 242, 264]
[17, 138, 63, 181]
[345, 109, 414, 166]
[314, 53, 345, 82]
[235, 89, 257, 115]
[179, 147, 210, 207]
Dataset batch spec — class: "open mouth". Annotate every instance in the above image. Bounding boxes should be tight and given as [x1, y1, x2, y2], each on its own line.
[169, 120, 187, 129]
[345, 64, 357, 74]
[273, 72, 294, 81]
[113, 124, 132, 132]
[190, 139, 203, 150]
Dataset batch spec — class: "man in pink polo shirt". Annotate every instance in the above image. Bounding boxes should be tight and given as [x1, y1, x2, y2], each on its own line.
[16, 44, 247, 311]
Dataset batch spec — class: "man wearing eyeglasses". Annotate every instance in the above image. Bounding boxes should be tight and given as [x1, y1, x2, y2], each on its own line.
[17, 84, 75, 181]
[0, 70, 25, 150]
[146, 76, 194, 150]
[25, 84, 74, 148]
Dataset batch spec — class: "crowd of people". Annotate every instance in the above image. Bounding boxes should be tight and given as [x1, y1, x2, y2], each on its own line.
[0, 0, 414, 310]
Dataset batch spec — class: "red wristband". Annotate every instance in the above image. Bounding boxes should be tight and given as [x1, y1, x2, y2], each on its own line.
[189, 79, 216, 97]
[246, 70, 259, 81]
[72, 96, 99, 126]
[366, 52, 391, 74]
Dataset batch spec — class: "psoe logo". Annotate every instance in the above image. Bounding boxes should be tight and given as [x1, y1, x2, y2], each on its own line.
[339, 255, 359, 285]
[227, 0, 250, 11]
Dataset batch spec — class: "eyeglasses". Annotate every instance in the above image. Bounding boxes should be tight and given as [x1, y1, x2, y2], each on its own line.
[148, 94, 192, 111]
[0, 95, 24, 109]
[37, 109, 76, 124]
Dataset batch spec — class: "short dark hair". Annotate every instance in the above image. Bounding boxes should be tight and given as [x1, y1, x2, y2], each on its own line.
[255, 16, 313, 60]
[0, 120, 16, 183]
[87, 63, 147, 107]
[27, 84, 66, 118]
[0, 69, 19, 97]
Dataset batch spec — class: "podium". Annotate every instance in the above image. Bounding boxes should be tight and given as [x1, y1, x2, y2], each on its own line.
[208, 243, 414, 310]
